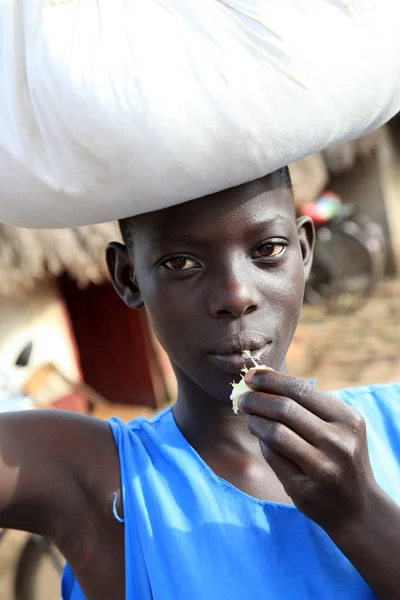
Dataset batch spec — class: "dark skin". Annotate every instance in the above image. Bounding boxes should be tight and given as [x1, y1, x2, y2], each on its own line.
[0, 173, 399, 599]
[115, 176, 310, 505]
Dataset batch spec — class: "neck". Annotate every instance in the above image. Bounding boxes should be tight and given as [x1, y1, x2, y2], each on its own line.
[171, 363, 293, 505]
[172, 365, 286, 460]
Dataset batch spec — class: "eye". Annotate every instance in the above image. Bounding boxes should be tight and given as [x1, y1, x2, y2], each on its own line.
[254, 242, 286, 259]
[162, 256, 200, 271]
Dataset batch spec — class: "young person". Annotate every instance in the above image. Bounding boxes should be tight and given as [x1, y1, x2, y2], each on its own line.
[0, 169, 399, 600]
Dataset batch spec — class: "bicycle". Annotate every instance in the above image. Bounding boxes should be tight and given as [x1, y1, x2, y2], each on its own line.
[301, 192, 386, 313]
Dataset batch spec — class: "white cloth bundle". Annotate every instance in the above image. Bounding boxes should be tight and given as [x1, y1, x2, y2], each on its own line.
[0, 0, 399, 228]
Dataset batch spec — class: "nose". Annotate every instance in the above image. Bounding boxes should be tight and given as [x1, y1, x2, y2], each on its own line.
[208, 263, 261, 319]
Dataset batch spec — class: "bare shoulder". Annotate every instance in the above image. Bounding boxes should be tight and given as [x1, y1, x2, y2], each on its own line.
[0, 410, 120, 541]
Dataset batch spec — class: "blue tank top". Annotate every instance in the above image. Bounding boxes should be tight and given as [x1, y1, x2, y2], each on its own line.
[62, 383, 400, 599]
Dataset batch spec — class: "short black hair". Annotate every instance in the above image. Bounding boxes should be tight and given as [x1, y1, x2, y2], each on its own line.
[119, 166, 291, 248]
[279, 165, 292, 189]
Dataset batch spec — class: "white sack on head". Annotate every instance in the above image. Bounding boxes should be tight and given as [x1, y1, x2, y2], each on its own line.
[0, 0, 399, 229]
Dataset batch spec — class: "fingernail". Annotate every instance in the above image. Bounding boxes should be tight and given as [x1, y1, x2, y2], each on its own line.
[237, 391, 251, 411]
[244, 365, 273, 383]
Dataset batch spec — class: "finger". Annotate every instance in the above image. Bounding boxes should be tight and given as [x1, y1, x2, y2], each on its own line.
[245, 370, 352, 422]
[241, 392, 327, 446]
[247, 415, 325, 477]
[258, 442, 304, 499]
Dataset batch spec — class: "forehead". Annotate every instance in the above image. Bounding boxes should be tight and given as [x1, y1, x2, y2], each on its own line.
[132, 176, 295, 245]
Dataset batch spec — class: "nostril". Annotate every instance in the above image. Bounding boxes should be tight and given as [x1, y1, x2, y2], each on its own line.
[216, 304, 257, 318]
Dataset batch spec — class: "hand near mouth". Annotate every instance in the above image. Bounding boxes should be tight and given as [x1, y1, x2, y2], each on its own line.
[238, 369, 393, 533]
[238, 370, 400, 597]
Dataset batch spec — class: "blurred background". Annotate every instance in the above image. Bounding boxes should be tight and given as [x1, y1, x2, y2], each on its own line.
[0, 114, 399, 598]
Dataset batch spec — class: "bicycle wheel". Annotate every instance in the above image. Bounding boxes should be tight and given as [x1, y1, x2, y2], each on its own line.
[14, 535, 65, 600]
[306, 215, 385, 312]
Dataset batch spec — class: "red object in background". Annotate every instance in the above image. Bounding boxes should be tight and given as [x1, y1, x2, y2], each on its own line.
[50, 392, 87, 413]
[301, 191, 343, 225]
[59, 276, 158, 408]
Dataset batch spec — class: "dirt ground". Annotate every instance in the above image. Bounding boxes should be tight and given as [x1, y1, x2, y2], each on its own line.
[1, 280, 399, 599]
[287, 279, 400, 389]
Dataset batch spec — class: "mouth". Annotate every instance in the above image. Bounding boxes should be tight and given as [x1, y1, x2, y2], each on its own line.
[207, 334, 272, 375]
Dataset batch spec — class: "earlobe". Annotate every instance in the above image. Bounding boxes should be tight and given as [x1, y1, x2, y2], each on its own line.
[296, 216, 315, 280]
[106, 242, 145, 309]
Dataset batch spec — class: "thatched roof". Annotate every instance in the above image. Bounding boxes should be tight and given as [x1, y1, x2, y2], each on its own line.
[0, 128, 387, 299]
[0, 221, 121, 299]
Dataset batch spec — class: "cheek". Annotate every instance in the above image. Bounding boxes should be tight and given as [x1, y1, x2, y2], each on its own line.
[266, 259, 305, 336]
[140, 284, 197, 355]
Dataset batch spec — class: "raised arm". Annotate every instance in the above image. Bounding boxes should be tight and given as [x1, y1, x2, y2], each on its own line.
[0, 410, 120, 541]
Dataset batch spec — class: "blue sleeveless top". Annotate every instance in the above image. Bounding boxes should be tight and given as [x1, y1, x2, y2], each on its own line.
[62, 383, 400, 599]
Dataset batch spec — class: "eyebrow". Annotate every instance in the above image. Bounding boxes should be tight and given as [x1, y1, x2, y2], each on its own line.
[152, 215, 293, 246]
[152, 233, 201, 245]
[242, 215, 293, 234]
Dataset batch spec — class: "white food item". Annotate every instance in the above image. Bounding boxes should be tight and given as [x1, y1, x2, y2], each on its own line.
[230, 350, 259, 414]
[0, 0, 400, 228]
[230, 376, 252, 415]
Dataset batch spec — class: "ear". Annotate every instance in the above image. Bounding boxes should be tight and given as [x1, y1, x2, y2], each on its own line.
[106, 242, 144, 309]
[296, 216, 315, 280]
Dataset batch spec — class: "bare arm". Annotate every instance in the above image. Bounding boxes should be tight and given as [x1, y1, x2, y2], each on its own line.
[326, 486, 400, 600]
[241, 370, 400, 599]
[0, 410, 120, 541]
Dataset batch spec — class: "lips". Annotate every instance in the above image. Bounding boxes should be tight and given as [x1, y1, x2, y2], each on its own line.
[210, 333, 270, 355]
[207, 333, 272, 374]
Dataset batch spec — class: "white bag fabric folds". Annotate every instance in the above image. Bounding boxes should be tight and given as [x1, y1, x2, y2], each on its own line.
[0, 0, 400, 228]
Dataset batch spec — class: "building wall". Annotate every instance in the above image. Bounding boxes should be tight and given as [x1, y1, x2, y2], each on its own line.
[0, 279, 81, 405]
[60, 276, 166, 408]
[328, 150, 396, 274]
[378, 128, 400, 274]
